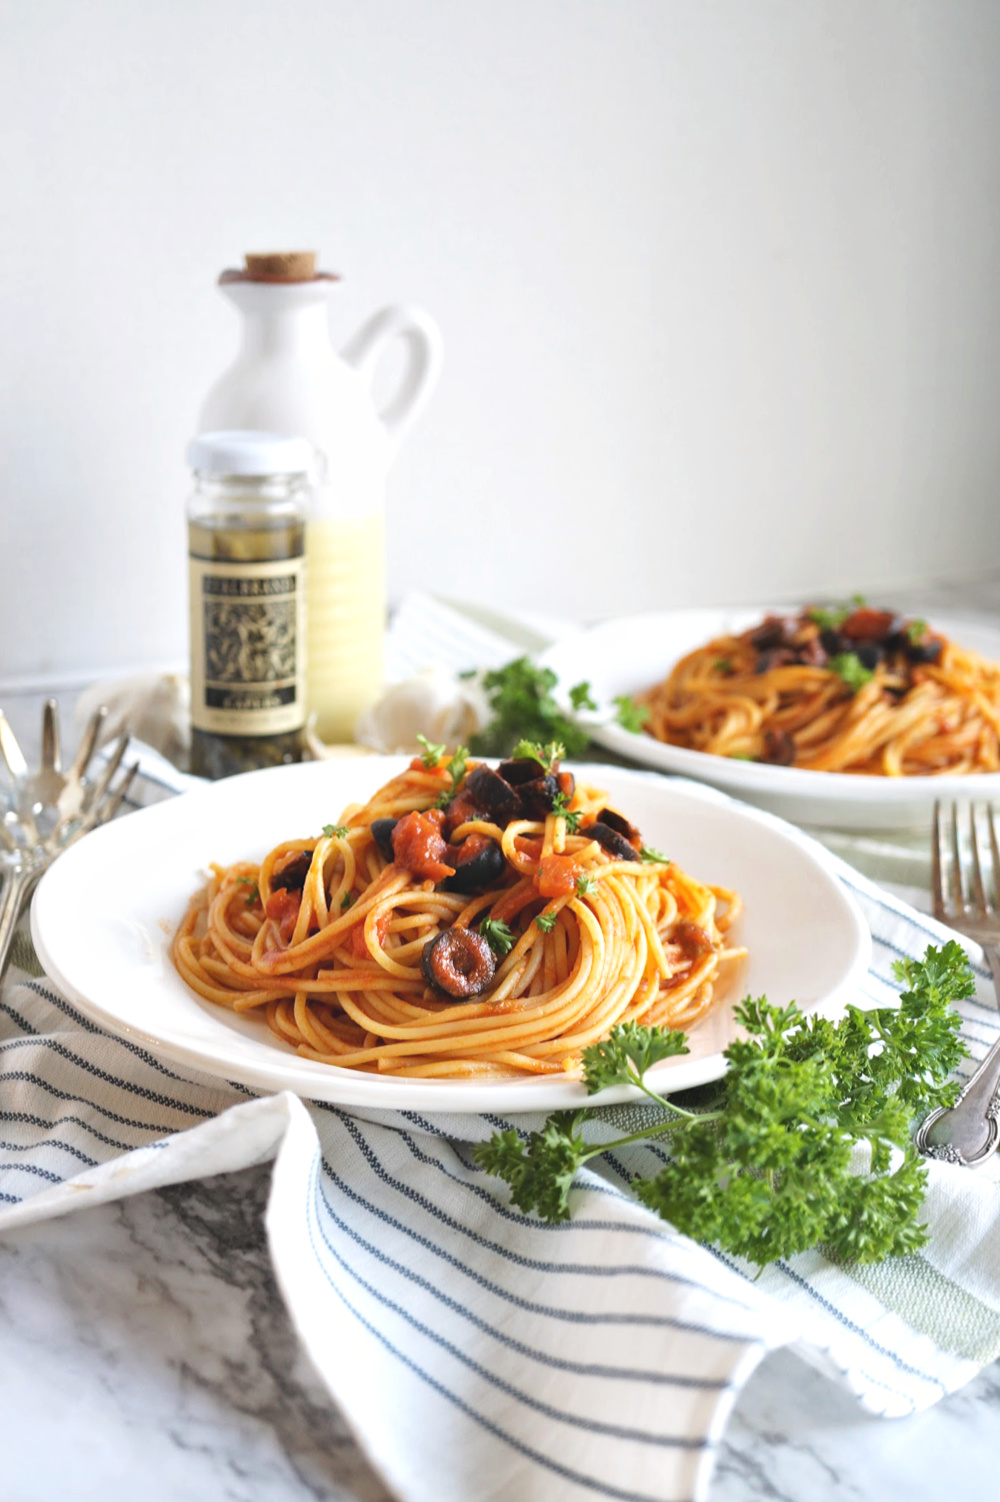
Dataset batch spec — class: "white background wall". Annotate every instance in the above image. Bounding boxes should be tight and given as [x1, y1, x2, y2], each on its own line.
[2, 0, 999, 681]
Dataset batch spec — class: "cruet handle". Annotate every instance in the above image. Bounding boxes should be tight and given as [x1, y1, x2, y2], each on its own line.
[340, 304, 444, 461]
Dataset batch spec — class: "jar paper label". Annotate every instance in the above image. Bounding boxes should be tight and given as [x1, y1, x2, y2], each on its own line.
[189, 555, 307, 735]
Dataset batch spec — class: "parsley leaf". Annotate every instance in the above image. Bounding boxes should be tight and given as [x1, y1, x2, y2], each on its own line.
[582, 1022, 689, 1093]
[475, 943, 973, 1268]
[433, 746, 470, 809]
[551, 789, 582, 832]
[613, 695, 649, 733]
[323, 823, 349, 838]
[471, 658, 590, 758]
[535, 911, 559, 933]
[341, 891, 354, 910]
[714, 658, 734, 674]
[475, 1113, 592, 1222]
[906, 619, 929, 643]
[808, 594, 867, 630]
[479, 916, 516, 957]
[416, 733, 446, 768]
[639, 845, 670, 865]
[511, 739, 564, 771]
[569, 681, 598, 712]
[830, 653, 874, 692]
[575, 874, 597, 896]
[236, 877, 259, 906]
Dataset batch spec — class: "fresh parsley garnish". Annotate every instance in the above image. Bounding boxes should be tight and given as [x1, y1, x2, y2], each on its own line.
[470, 658, 589, 758]
[906, 619, 928, 643]
[236, 877, 259, 906]
[479, 916, 516, 956]
[416, 733, 446, 768]
[535, 911, 558, 933]
[569, 681, 598, 712]
[830, 652, 874, 692]
[475, 943, 971, 1263]
[433, 746, 470, 809]
[714, 658, 733, 674]
[551, 791, 582, 833]
[808, 594, 867, 631]
[341, 891, 354, 910]
[613, 695, 649, 734]
[639, 845, 670, 865]
[511, 739, 564, 771]
[323, 823, 349, 838]
[575, 874, 597, 896]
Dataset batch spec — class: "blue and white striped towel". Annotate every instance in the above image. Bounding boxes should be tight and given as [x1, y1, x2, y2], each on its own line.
[4, 603, 1000, 1502]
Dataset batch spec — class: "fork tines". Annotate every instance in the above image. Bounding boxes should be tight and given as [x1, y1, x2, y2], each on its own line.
[932, 800, 1000, 930]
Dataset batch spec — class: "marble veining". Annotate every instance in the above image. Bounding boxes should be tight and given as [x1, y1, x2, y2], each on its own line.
[0, 1166, 392, 1502]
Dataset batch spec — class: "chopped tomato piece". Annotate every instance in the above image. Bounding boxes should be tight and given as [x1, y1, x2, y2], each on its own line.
[840, 609, 897, 642]
[265, 887, 301, 943]
[391, 809, 455, 883]
[349, 909, 390, 959]
[536, 853, 585, 899]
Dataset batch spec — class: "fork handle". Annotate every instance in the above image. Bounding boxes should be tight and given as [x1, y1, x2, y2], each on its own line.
[915, 948, 1000, 1167]
[0, 867, 39, 980]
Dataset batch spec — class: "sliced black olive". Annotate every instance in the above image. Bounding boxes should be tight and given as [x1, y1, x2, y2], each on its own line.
[749, 616, 790, 650]
[588, 822, 640, 862]
[761, 729, 796, 766]
[906, 638, 943, 665]
[755, 648, 794, 675]
[517, 774, 561, 819]
[819, 628, 843, 656]
[421, 928, 496, 998]
[445, 839, 506, 894]
[460, 764, 523, 825]
[498, 757, 546, 787]
[596, 807, 641, 847]
[271, 850, 313, 892]
[370, 817, 398, 862]
[855, 643, 882, 671]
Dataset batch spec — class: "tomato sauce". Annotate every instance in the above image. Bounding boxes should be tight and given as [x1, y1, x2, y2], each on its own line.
[348, 909, 390, 959]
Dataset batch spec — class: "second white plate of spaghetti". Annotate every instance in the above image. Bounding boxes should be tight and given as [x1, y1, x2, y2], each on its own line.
[540, 607, 1000, 830]
[32, 757, 869, 1113]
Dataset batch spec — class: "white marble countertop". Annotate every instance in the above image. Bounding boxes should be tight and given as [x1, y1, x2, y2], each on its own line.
[5, 578, 1000, 1501]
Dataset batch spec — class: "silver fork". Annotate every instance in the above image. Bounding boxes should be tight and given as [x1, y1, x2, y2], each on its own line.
[0, 701, 138, 975]
[914, 801, 1000, 1166]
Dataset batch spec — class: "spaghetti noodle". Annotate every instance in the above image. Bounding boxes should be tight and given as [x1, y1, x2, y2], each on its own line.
[173, 748, 742, 1079]
[638, 605, 1000, 775]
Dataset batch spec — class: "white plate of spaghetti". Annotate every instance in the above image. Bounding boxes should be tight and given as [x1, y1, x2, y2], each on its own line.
[31, 755, 868, 1113]
[541, 606, 1000, 830]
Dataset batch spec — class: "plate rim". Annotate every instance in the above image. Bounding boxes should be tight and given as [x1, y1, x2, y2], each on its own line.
[30, 756, 872, 1114]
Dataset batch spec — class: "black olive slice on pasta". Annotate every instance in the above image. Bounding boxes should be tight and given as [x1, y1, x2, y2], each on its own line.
[271, 850, 313, 892]
[458, 765, 523, 826]
[497, 757, 545, 787]
[445, 839, 507, 894]
[587, 823, 641, 862]
[517, 774, 561, 820]
[595, 807, 641, 848]
[421, 928, 496, 998]
[370, 817, 398, 862]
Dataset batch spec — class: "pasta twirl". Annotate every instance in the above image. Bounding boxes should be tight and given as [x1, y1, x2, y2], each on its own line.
[173, 751, 743, 1080]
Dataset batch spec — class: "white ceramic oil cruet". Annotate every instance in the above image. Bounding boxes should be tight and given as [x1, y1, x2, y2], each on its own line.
[197, 251, 443, 742]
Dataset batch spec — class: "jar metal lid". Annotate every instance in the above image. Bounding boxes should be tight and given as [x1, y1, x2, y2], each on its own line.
[186, 430, 314, 478]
